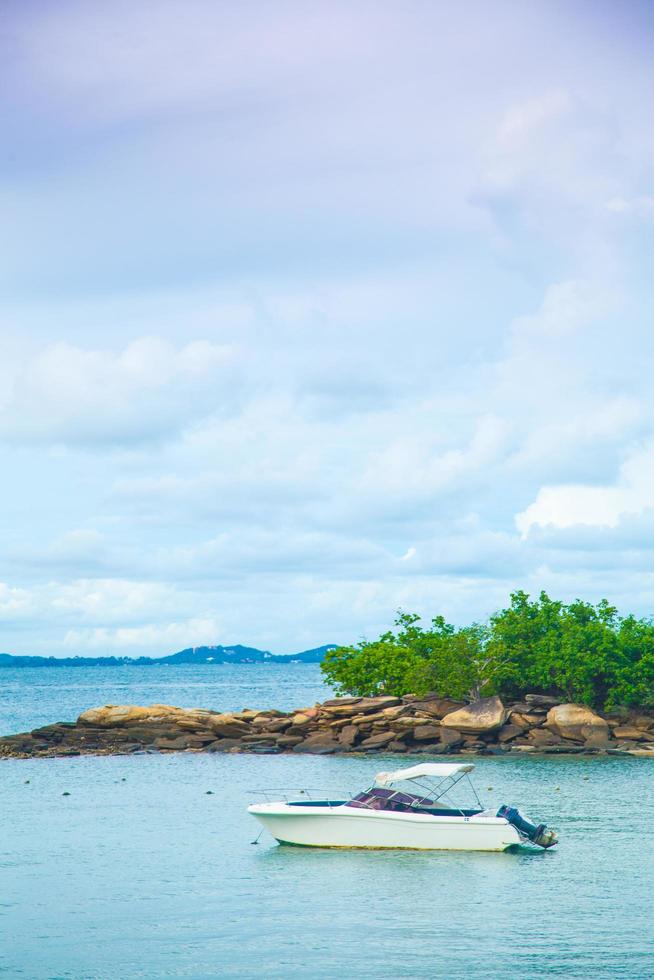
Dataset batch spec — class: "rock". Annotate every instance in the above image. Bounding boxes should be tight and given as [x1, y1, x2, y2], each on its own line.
[153, 736, 191, 750]
[545, 704, 610, 742]
[338, 725, 359, 748]
[403, 698, 465, 719]
[258, 718, 291, 733]
[275, 735, 304, 748]
[613, 726, 650, 741]
[583, 730, 613, 750]
[292, 735, 340, 754]
[389, 717, 426, 731]
[439, 728, 464, 747]
[412, 725, 442, 742]
[206, 714, 252, 738]
[359, 731, 396, 749]
[321, 696, 401, 717]
[509, 711, 543, 728]
[441, 696, 508, 734]
[206, 738, 243, 752]
[322, 697, 362, 708]
[387, 740, 409, 752]
[291, 713, 312, 727]
[524, 694, 562, 707]
[497, 723, 523, 743]
[527, 728, 562, 746]
[632, 715, 654, 731]
[78, 704, 214, 728]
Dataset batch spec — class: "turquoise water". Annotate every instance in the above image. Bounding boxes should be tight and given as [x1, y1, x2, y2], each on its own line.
[2, 667, 654, 979]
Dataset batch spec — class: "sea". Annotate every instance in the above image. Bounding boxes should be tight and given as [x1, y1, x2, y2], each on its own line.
[2, 664, 653, 980]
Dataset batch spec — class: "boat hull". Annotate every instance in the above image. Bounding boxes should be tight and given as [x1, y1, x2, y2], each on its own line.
[248, 803, 523, 851]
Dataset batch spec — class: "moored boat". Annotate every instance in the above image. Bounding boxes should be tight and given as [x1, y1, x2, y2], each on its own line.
[248, 763, 558, 852]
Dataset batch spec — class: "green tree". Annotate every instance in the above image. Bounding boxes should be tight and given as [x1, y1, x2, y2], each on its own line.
[321, 591, 654, 709]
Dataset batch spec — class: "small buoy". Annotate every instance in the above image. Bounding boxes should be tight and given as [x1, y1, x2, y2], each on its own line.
[555, 786, 560, 791]
[583, 776, 589, 781]
[24, 779, 30, 784]
[121, 777, 126, 782]
[62, 791, 71, 796]
[206, 790, 214, 795]
[487, 786, 493, 791]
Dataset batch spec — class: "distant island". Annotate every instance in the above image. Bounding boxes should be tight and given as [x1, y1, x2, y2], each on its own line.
[0, 643, 337, 668]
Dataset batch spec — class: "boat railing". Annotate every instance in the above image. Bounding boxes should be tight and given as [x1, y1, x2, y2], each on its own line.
[250, 788, 352, 806]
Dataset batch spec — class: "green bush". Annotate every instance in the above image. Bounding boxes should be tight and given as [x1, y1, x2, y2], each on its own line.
[320, 591, 654, 710]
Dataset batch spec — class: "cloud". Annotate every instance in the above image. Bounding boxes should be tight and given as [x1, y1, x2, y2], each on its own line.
[0, 337, 237, 445]
[516, 442, 654, 535]
[63, 618, 221, 650]
[1, 2, 654, 655]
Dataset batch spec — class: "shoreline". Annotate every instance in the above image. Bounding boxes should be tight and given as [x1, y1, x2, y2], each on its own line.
[2, 693, 654, 760]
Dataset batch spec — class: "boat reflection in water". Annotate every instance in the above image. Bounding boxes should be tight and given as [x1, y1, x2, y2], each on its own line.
[248, 763, 558, 852]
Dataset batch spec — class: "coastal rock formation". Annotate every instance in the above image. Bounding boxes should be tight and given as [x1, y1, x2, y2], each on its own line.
[2, 694, 654, 760]
[545, 704, 610, 742]
[440, 696, 508, 734]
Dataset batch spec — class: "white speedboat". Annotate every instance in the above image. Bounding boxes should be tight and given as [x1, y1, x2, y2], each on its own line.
[248, 763, 558, 852]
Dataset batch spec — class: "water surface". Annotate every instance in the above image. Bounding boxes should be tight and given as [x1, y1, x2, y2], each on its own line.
[2, 667, 652, 979]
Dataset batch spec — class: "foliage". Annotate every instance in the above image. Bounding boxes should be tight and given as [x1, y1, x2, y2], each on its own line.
[320, 592, 654, 709]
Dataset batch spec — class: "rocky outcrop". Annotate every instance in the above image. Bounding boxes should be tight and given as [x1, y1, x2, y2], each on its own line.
[545, 704, 610, 742]
[2, 695, 654, 760]
[441, 696, 508, 733]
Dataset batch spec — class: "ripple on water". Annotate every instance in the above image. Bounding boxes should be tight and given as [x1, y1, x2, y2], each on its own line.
[2, 667, 653, 978]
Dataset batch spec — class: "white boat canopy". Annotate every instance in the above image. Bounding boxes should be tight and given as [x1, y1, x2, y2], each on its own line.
[374, 763, 475, 786]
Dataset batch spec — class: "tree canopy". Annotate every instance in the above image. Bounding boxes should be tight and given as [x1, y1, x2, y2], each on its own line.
[320, 591, 654, 710]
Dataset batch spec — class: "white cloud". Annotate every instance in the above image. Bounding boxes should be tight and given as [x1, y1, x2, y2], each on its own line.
[63, 617, 221, 650]
[516, 443, 654, 535]
[2, 2, 654, 655]
[0, 337, 237, 445]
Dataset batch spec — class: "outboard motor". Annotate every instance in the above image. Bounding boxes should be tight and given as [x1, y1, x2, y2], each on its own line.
[497, 805, 558, 848]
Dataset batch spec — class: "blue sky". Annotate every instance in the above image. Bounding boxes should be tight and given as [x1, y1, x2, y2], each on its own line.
[1, 0, 654, 656]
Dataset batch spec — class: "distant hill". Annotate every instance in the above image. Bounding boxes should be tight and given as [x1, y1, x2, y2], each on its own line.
[0, 643, 337, 668]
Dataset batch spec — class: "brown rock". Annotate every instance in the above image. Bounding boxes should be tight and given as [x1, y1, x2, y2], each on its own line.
[403, 698, 466, 719]
[321, 696, 401, 717]
[292, 735, 340, 754]
[524, 694, 562, 707]
[509, 711, 543, 728]
[275, 735, 304, 748]
[78, 704, 214, 728]
[545, 704, 610, 742]
[359, 731, 396, 749]
[612, 726, 649, 741]
[322, 697, 362, 708]
[439, 728, 464, 747]
[441, 696, 508, 734]
[584, 730, 613, 750]
[387, 740, 409, 752]
[632, 715, 654, 731]
[206, 738, 243, 751]
[153, 736, 191, 750]
[389, 717, 426, 731]
[206, 713, 251, 738]
[527, 728, 562, 746]
[338, 724, 359, 748]
[412, 725, 442, 742]
[497, 723, 523, 743]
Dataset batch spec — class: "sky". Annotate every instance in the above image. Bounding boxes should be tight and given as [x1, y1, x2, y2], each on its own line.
[1, 0, 654, 657]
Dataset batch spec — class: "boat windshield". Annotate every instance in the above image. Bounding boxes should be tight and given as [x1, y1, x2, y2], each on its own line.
[347, 768, 484, 817]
